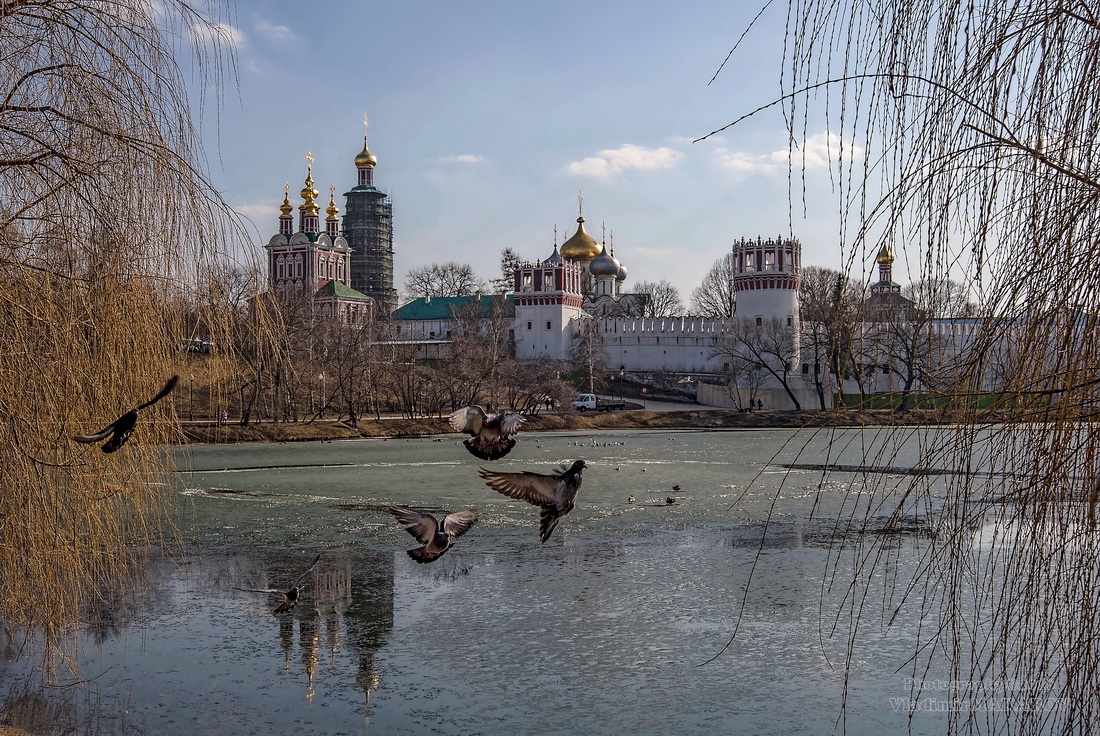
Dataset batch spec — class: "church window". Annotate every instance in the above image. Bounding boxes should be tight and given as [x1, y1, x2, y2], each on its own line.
[765, 252, 776, 270]
[744, 253, 755, 272]
[527, 321, 532, 330]
[277, 256, 285, 280]
[787, 317, 792, 326]
[756, 316, 762, 326]
[546, 321, 552, 330]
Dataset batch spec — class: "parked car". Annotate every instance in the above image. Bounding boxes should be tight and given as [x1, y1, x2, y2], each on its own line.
[571, 393, 626, 412]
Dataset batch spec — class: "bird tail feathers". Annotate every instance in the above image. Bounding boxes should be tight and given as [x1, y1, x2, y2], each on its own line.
[462, 437, 516, 461]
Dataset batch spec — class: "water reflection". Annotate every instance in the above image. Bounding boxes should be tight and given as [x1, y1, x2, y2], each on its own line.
[2, 429, 1008, 734]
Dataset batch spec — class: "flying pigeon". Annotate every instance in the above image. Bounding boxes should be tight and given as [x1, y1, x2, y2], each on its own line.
[389, 505, 478, 563]
[448, 405, 525, 461]
[72, 375, 180, 453]
[235, 554, 321, 614]
[478, 459, 586, 543]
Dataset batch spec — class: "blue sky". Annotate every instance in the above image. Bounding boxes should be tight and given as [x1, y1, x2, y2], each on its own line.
[193, 0, 868, 302]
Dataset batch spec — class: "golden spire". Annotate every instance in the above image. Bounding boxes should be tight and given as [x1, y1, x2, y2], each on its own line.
[279, 182, 293, 218]
[326, 185, 339, 221]
[355, 115, 378, 168]
[299, 152, 319, 216]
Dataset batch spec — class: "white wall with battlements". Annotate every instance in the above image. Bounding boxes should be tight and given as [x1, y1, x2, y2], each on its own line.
[594, 316, 736, 373]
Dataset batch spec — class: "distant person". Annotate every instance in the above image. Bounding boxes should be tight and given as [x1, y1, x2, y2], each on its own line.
[349, 410, 358, 428]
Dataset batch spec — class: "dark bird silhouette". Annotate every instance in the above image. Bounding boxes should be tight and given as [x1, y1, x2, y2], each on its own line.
[72, 375, 179, 453]
[666, 496, 677, 505]
[672, 484, 681, 491]
[235, 554, 321, 613]
[479, 459, 586, 543]
[448, 405, 525, 460]
[389, 505, 478, 563]
[628, 495, 635, 503]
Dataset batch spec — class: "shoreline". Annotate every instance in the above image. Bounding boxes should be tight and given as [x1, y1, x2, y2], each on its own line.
[177, 407, 993, 445]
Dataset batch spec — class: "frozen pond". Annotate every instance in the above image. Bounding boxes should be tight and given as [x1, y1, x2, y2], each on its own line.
[0, 427, 1009, 734]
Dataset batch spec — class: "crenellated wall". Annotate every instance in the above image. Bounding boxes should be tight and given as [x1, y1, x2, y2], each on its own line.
[596, 316, 737, 372]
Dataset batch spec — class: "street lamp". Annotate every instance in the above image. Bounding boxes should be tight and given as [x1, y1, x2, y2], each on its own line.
[319, 373, 325, 418]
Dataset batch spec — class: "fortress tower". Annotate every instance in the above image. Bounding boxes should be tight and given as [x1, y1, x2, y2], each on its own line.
[732, 235, 801, 328]
[512, 259, 586, 360]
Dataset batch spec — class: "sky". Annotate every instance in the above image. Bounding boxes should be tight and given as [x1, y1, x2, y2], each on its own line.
[190, 0, 869, 304]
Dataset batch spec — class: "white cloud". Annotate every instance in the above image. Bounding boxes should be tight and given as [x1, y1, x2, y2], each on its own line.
[234, 203, 278, 222]
[567, 144, 683, 178]
[438, 154, 484, 164]
[189, 22, 243, 48]
[255, 19, 294, 43]
[715, 132, 863, 173]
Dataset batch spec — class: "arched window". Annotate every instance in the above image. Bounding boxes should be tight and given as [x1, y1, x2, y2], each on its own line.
[276, 255, 285, 280]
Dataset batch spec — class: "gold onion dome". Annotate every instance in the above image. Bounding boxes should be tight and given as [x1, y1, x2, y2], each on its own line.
[326, 189, 339, 220]
[875, 244, 895, 265]
[279, 186, 293, 217]
[559, 216, 602, 262]
[355, 139, 378, 168]
[299, 170, 320, 216]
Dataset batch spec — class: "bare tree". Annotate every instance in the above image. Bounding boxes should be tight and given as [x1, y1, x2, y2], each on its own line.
[798, 265, 863, 409]
[490, 247, 522, 294]
[713, 318, 802, 409]
[903, 277, 977, 318]
[404, 262, 486, 299]
[631, 279, 685, 317]
[689, 253, 737, 318]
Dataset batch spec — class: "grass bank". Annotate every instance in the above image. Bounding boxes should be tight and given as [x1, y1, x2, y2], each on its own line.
[178, 407, 993, 445]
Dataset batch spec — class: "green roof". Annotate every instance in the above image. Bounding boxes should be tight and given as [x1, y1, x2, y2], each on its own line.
[315, 280, 372, 301]
[392, 294, 515, 321]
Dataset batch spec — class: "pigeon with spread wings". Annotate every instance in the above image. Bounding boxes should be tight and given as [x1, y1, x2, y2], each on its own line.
[235, 554, 321, 614]
[448, 405, 525, 461]
[389, 506, 478, 563]
[72, 375, 179, 453]
[479, 459, 586, 543]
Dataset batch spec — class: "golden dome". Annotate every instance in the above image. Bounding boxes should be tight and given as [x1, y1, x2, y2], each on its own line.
[279, 183, 293, 218]
[560, 216, 602, 262]
[299, 168, 320, 216]
[355, 138, 378, 168]
[875, 244, 895, 265]
[326, 188, 339, 220]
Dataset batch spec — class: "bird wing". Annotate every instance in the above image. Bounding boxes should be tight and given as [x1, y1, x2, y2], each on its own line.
[290, 553, 322, 588]
[498, 410, 525, 437]
[441, 510, 478, 539]
[136, 375, 180, 411]
[479, 468, 560, 506]
[390, 506, 439, 545]
[72, 421, 119, 443]
[448, 405, 485, 435]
